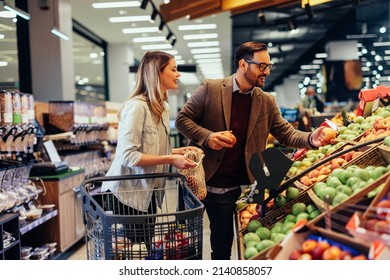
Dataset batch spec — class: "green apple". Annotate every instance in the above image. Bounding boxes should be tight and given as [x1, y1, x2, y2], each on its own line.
[255, 240, 275, 252]
[243, 232, 260, 245]
[296, 212, 310, 222]
[336, 185, 352, 196]
[248, 220, 262, 233]
[284, 214, 296, 223]
[326, 176, 342, 188]
[309, 210, 321, 220]
[353, 169, 370, 182]
[306, 204, 318, 215]
[286, 186, 300, 200]
[354, 116, 364, 124]
[255, 227, 271, 240]
[244, 247, 259, 259]
[384, 136, 390, 147]
[317, 187, 336, 202]
[274, 194, 288, 208]
[281, 222, 296, 234]
[337, 170, 354, 184]
[271, 233, 286, 243]
[291, 202, 307, 216]
[332, 192, 349, 206]
[346, 176, 361, 187]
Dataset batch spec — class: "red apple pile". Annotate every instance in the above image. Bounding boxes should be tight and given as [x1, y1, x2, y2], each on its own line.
[363, 196, 390, 235]
[289, 238, 367, 260]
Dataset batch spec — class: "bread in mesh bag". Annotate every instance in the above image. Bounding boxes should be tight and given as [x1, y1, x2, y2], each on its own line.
[178, 150, 206, 200]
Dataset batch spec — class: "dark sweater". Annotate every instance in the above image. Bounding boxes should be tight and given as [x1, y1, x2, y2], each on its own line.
[207, 91, 251, 188]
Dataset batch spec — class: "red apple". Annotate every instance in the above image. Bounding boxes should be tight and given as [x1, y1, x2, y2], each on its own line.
[311, 241, 330, 260]
[322, 246, 341, 260]
[301, 239, 318, 253]
[289, 249, 303, 260]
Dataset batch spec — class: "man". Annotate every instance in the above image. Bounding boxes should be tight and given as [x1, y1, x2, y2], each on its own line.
[175, 41, 325, 260]
[301, 85, 325, 113]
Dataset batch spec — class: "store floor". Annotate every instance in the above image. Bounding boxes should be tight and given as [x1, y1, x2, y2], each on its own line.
[66, 180, 238, 260]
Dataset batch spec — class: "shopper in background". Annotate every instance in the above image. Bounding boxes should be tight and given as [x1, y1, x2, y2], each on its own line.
[176, 41, 326, 260]
[301, 85, 325, 113]
[101, 51, 200, 244]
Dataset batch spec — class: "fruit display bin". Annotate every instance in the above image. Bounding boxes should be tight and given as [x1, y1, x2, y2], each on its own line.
[293, 142, 376, 191]
[237, 190, 317, 260]
[345, 174, 390, 247]
[378, 144, 390, 164]
[307, 145, 390, 212]
[269, 224, 390, 260]
[306, 173, 389, 236]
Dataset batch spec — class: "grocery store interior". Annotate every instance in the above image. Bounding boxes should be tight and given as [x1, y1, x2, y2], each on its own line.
[0, 0, 390, 261]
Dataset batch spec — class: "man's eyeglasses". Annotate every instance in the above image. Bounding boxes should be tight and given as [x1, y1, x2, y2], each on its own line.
[244, 59, 273, 71]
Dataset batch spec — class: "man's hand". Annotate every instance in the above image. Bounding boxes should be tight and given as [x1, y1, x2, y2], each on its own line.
[310, 126, 327, 147]
[207, 131, 236, 150]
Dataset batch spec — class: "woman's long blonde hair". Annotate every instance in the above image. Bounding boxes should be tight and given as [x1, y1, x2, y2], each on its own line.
[119, 51, 174, 123]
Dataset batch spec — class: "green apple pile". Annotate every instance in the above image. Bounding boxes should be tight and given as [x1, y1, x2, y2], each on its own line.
[336, 115, 375, 141]
[313, 164, 390, 206]
[242, 202, 321, 259]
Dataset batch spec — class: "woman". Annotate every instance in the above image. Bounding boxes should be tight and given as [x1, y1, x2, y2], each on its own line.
[101, 51, 199, 248]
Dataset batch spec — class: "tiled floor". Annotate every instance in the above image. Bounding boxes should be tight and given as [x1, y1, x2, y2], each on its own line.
[67, 179, 238, 260]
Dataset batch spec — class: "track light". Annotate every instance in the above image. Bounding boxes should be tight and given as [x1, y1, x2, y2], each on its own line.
[304, 4, 314, 18]
[158, 20, 165, 32]
[51, 27, 69, 41]
[257, 11, 266, 25]
[166, 31, 173, 41]
[140, 0, 148, 10]
[171, 38, 177, 47]
[287, 19, 298, 31]
[150, 8, 158, 23]
[3, 2, 30, 20]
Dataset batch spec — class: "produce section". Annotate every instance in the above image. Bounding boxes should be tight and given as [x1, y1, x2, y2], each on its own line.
[236, 102, 390, 260]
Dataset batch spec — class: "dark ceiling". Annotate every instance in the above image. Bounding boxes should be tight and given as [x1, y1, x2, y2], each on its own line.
[231, 0, 390, 93]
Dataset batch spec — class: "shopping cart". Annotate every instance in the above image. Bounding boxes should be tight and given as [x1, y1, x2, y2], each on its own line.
[81, 173, 204, 260]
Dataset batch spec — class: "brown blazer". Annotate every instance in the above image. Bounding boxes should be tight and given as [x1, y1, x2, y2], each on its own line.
[175, 75, 312, 183]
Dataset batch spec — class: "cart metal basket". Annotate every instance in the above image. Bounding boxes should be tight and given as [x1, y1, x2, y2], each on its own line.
[81, 173, 204, 260]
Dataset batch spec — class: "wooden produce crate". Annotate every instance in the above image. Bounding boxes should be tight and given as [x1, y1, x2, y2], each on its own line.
[307, 144, 390, 212]
[345, 175, 390, 247]
[378, 144, 390, 165]
[269, 224, 390, 260]
[237, 190, 319, 260]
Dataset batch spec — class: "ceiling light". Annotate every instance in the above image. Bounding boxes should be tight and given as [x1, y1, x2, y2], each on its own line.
[187, 41, 219, 48]
[304, 4, 314, 18]
[0, 61, 8, 67]
[122, 27, 159, 34]
[196, 58, 222, 64]
[166, 31, 174, 41]
[132, 36, 166, 43]
[315, 53, 327, 58]
[109, 15, 151, 22]
[183, 33, 218, 40]
[171, 38, 177, 47]
[346, 34, 377, 39]
[163, 50, 178, 55]
[3, 3, 30, 20]
[373, 42, 390, 47]
[140, 0, 148, 10]
[141, 44, 172, 50]
[158, 21, 165, 32]
[287, 20, 297, 31]
[0, 11, 16, 18]
[51, 27, 69, 41]
[379, 27, 386, 34]
[190, 48, 220, 54]
[0, 34, 4, 39]
[178, 24, 217, 31]
[193, 53, 221, 59]
[150, 9, 158, 23]
[92, 1, 141, 8]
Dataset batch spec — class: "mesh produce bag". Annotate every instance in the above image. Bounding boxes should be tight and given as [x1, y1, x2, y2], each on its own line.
[177, 150, 206, 200]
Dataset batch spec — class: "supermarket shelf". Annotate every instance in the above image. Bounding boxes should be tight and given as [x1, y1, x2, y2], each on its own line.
[20, 210, 58, 235]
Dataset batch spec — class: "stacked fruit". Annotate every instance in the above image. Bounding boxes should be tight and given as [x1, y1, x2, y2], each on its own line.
[289, 236, 367, 260]
[241, 202, 321, 259]
[312, 164, 389, 207]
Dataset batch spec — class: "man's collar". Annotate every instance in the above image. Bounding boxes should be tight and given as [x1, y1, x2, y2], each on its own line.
[233, 74, 256, 96]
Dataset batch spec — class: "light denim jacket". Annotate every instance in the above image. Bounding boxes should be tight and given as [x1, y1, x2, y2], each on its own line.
[101, 96, 171, 212]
